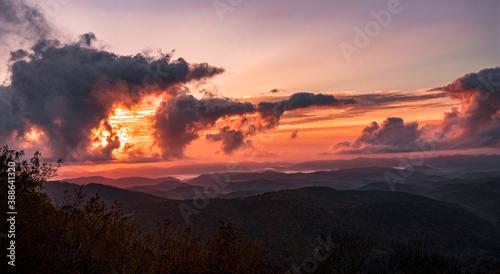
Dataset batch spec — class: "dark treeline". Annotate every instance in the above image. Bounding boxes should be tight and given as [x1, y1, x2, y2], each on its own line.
[0, 146, 275, 273]
[0, 146, 496, 273]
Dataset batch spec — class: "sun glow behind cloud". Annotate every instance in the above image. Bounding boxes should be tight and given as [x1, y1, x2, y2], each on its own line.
[88, 94, 165, 161]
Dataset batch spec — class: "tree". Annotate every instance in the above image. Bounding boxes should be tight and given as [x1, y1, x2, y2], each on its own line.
[0, 146, 274, 273]
[0, 146, 61, 272]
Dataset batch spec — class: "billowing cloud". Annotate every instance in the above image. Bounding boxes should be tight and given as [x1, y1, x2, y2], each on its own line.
[334, 67, 500, 154]
[0, 0, 50, 43]
[154, 92, 355, 158]
[336, 118, 421, 153]
[1, 28, 356, 162]
[244, 90, 452, 127]
[0, 34, 225, 161]
[257, 92, 356, 128]
[206, 127, 248, 154]
[1, 0, 361, 162]
[0, 0, 51, 76]
[437, 67, 500, 147]
[153, 95, 255, 159]
[0, 86, 17, 133]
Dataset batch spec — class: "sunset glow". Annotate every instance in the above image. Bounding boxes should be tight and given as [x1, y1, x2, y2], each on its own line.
[0, 0, 497, 179]
[2, 1, 499, 272]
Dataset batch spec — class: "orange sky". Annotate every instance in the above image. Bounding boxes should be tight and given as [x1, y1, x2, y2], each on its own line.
[52, 88, 456, 179]
[1, 0, 498, 179]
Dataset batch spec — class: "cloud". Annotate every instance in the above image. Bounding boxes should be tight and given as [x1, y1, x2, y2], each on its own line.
[349, 91, 447, 105]
[334, 67, 500, 154]
[206, 127, 248, 154]
[332, 141, 350, 150]
[1, 1, 361, 162]
[278, 91, 452, 127]
[79, 32, 96, 47]
[1, 28, 357, 162]
[9, 49, 28, 61]
[0, 0, 52, 76]
[427, 67, 500, 148]
[335, 117, 422, 153]
[153, 95, 255, 159]
[257, 92, 356, 128]
[154, 92, 356, 158]
[0, 86, 18, 133]
[0, 34, 225, 161]
[427, 87, 444, 92]
[0, 0, 51, 43]
[270, 88, 280, 93]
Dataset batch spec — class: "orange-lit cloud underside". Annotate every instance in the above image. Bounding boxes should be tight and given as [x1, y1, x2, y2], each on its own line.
[74, 89, 452, 163]
[53, 92, 461, 180]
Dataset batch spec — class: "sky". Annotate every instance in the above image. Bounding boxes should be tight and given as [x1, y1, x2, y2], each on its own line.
[0, 0, 499, 178]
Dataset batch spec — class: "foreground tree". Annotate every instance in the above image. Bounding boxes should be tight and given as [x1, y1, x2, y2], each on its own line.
[0, 147, 61, 271]
[0, 146, 273, 273]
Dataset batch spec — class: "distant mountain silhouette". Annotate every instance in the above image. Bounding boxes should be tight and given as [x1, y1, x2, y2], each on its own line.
[132, 187, 499, 269]
[44, 181, 167, 211]
[126, 180, 189, 194]
[356, 181, 427, 194]
[44, 154, 500, 271]
[426, 179, 500, 226]
[42, 154, 500, 271]
[62, 176, 180, 188]
[59, 154, 500, 179]
[219, 189, 269, 199]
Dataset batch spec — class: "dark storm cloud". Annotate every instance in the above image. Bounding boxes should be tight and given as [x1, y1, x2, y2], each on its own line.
[153, 95, 255, 159]
[206, 127, 247, 154]
[257, 92, 356, 128]
[187, 62, 226, 80]
[1, 0, 363, 161]
[153, 92, 356, 158]
[0, 86, 19, 133]
[8, 48, 28, 62]
[0, 34, 225, 161]
[79, 32, 96, 47]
